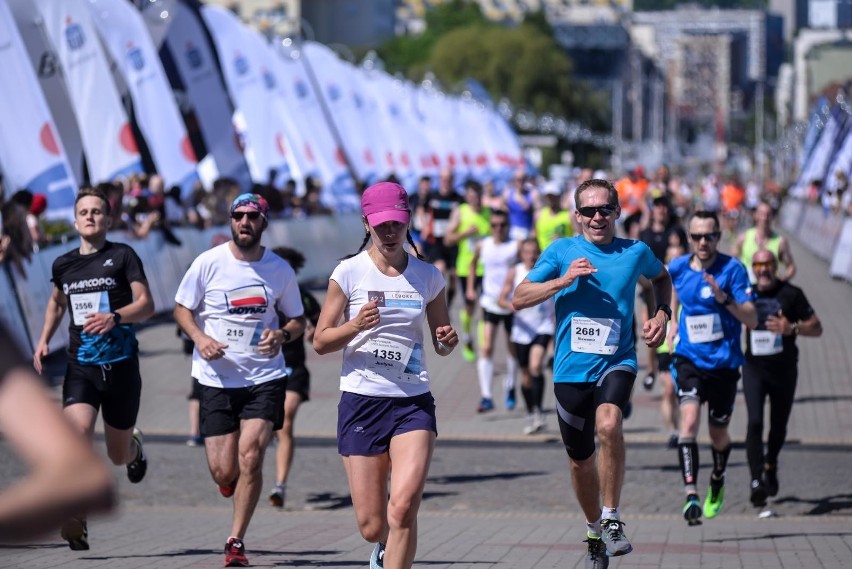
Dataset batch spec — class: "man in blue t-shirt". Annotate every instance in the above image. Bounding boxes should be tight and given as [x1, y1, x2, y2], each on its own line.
[514, 178, 672, 568]
[669, 210, 757, 526]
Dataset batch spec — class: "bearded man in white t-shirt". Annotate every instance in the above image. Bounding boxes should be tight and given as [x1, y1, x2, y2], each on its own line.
[174, 193, 305, 568]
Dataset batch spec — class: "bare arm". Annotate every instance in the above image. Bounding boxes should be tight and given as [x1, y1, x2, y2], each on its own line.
[173, 303, 228, 360]
[497, 266, 517, 312]
[641, 267, 673, 348]
[33, 287, 68, 374]
[79, 280, 155, 337]
[0, 369, 114, 541]
[425, 287, 458, 355]
[312, 280, 376, 355]
[778, 237, 796, 281]
[442, 206, 465, 246]
[513, 257, 597, 310]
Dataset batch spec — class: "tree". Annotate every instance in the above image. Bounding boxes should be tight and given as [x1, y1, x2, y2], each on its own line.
[428, 22, 609, 131]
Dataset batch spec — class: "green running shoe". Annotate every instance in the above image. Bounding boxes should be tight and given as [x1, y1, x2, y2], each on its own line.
[703, 476, 725, 519]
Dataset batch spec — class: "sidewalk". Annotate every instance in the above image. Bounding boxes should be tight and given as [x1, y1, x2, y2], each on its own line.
[5, 234, 851, 568]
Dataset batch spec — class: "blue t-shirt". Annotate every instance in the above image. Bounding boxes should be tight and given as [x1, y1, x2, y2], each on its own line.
[670, 253, 754, 370]
[526, 236, 663, 383]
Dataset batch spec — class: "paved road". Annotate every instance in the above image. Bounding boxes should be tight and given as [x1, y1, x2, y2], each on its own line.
[2, 234, 851, 568]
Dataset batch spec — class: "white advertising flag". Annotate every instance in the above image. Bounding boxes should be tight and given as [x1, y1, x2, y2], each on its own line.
[272, 44, 356, 208]
[8, 0, 85, 184]
[201, 5, 291, 184]
[163, 1, 250, 187]
[303, 41, 378, 183]
[87, 0, 198, 192]
[0, 0, 77, 220]
[33, 0, 142, 185]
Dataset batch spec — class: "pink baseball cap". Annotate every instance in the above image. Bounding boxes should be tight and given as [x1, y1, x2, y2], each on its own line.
[361, 182, 410, 227]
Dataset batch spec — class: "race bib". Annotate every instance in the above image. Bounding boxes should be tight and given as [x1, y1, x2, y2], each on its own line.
[368, 291, 423, 309]
[218, 318, 262, 353]
[750, 330, 783, 356]
[432, 219, 449, 237]
[357, 336, 417, 382]
[570, 317, 620, 355]
[685, 314, 724, 343]
[71, 292, 108, 326]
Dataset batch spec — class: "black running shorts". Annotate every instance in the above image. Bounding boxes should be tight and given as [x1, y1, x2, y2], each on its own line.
[62, 356, 142, 431]
[554, 368, 636, 461]
[199, 378, 286, 437]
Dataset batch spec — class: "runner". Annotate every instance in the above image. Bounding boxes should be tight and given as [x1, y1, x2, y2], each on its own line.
[467, 209, 519, 413]
[498, 238, 554, 434]
[513, 178, 672, 568]
[268, 246, 323, 509]
[423, 168, 463, 304]
[173, 193, 305, 567]
[444, 180, 491, 362]
[313, 181, 458, 569]
[733, 200, 796, 283]
[743, 249, 822, 508]
[534, 180, 574, 254]
[33, 186, 154, 551]
[505, 168, 537, 241]
[668, 210, 757, 526]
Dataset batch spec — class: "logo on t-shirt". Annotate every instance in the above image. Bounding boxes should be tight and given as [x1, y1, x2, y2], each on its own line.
[225, 285, 269, 315]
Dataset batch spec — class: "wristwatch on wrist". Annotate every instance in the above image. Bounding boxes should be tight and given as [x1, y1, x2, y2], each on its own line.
[281, 329, 292, 343]
[655, 303, 672, 322]
[112, 312, 122, 325]
[721, 294, 733, 306]
[791, 322, 799, 336]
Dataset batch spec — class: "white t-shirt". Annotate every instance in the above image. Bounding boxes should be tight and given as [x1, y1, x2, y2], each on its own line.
[175, 243, 304, 388]
[509, 263, 555, 344]
[331, 251, 445, 397]
[479, 237, 518, 315]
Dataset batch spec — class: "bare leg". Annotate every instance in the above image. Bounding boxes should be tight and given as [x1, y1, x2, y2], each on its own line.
[274, 392, 303, 486]
[596, 403, 625, 509]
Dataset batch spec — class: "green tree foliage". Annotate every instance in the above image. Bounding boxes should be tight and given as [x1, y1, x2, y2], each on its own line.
[376, 0, 487, 75]
[428, 21, 609, 131]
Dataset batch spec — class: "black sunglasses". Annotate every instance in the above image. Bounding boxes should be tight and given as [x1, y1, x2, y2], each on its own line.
[231, 211, 262, 221]
[578, 204, 618, 218]
[689, 232, 720, 242]
[491, 221, 508, 228]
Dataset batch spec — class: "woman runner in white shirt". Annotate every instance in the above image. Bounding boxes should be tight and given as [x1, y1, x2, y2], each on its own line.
[314, 182, 459, 569]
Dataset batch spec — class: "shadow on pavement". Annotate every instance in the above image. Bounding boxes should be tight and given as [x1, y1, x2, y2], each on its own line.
[428, 471, 548, 484]
[772, 493, 852, 516]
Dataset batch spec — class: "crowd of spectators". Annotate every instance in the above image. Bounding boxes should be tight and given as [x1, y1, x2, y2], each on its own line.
[2, 162, 851, 278]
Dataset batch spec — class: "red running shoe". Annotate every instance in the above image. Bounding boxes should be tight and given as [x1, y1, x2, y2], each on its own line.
[224, 537, 249, 567]
[218, 479, 237, 498]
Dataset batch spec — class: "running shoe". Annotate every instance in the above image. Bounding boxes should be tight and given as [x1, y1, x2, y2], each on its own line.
[703, 475, 725, 519]
[369, 541, 385, 569]
[219, 479, 237, 498]
[750, 479, 768, 508]
[667, 433, 679, 449]
[269, 484, 286, 508]
[600, 518, 632, 557]
[126, 428, 147, 483]
[60, 518, 89, 551]
[642, 373, 655, 391]
[477, 398, 494, 413]
[224, 537, 249, 567]
[505, 389, 516, 411]
[462, 342, 476, 363]
[186, 435, 204, 447]
[683, 494, 702, 525]
[584, 533, 609, 569]
[764, 466, 779, 497]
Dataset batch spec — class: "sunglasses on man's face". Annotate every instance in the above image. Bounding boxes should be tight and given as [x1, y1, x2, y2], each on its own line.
[689, 232, 720, 243]
[752, 261, 774, 271]
[578, 204, 618, 218]
[491, 221, 508, 228]
[231, 211, 262, 221]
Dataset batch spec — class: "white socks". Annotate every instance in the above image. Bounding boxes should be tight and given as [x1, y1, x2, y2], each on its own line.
[477, 357, 494, 399]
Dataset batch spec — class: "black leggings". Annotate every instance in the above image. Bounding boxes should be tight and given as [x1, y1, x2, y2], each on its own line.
[742, 361, 797, 480]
